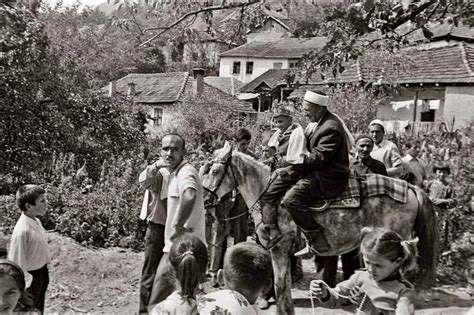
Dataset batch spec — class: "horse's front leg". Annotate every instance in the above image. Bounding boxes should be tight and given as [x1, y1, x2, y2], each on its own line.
[208, 201, 231, 287]
[271, 232, 296, 315]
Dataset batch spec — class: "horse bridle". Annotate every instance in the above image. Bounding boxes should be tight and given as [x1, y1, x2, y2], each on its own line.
[203, 145, 238, 205]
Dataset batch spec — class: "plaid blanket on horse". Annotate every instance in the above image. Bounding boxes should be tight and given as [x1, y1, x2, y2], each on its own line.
[359, 173, 408, 203]
[323, 171, 408, 204]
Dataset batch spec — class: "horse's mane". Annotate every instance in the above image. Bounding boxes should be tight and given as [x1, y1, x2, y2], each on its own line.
[233, 150, 271, 172]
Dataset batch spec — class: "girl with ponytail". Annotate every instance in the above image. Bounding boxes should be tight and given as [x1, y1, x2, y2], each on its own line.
[310, 227, 417, 314]
[150, 235, 207, 315]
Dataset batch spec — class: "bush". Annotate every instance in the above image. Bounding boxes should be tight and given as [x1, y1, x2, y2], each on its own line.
[399, 127, 473, 284]
[2, 152, 147, 250]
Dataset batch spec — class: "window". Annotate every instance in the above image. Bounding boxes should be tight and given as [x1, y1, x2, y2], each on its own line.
[153, 107, 163, 126]
[289, 61, 299, 68]
[273, 62, 282, 69]
[233, 62, 241, 74]
[246, 61, 254, 74]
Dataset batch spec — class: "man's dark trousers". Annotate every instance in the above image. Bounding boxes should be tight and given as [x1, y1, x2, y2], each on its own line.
[139, 222, 165, 313]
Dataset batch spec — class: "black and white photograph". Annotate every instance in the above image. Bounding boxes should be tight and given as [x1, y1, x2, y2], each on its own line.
[1, 0, 472, 313]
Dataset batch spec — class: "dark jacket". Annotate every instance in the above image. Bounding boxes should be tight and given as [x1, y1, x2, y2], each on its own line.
[297, 111, 350, 199]
[351, 156, 388, 176]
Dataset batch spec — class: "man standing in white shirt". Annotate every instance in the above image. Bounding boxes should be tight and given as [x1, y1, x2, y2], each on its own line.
[146, 133, 206, 308]
[138, 159, 169, 313]
[8, 184, 51, 314]
[369, 119, 404, 177]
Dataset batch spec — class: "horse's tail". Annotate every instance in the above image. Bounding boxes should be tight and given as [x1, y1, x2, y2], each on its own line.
[413, 185, 439, 287]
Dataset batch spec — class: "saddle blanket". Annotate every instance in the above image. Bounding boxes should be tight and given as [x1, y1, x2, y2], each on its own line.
[311, 172, 409, 209]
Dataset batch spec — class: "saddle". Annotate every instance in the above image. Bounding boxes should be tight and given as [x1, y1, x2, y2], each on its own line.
[309, 172, 409, 212]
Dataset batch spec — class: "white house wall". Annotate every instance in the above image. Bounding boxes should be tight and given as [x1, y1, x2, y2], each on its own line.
[377, 87, 446, 121]
[444, 86, 474, 129]
[143, 104, 174, 137]
[219, 57, 291, 83]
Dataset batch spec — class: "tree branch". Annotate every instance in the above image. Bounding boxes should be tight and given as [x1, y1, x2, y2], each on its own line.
[386, 0, 438, 31]
[126, 5, 144, 35]
[140, 0, 261, 47]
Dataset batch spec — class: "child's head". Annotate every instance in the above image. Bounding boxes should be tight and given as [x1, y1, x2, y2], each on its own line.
[360, 228, 418, 282]
[433, 163, 450, 180]
[0, 260, 32, 314]
[221, 242, 272, 303]
[16, 185, 46, 216]
[168, 235, 208, 301]
[261, 145, 276, 159]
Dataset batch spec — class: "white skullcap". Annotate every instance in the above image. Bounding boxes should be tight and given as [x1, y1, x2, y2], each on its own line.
[369, 119, 385, 133]
[304, 90, 329, 107]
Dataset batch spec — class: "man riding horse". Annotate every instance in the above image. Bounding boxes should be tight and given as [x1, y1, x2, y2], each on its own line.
[258, 90, 354, 256]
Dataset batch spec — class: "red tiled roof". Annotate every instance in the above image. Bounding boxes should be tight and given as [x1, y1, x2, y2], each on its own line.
[246, 43, 474, 95]
[318, 44, 474, 85]
[240, 69, 294, 92]
[410, 23, 474, 42]
[392, 44, 474, 83]
[204, 76, 244, 95]
[240, 63, 361, 93]
[220, 37, 328, 58]
[112, 72, 188, 104]
[181, 77, 255, 113]
[106, 72, 253, 112]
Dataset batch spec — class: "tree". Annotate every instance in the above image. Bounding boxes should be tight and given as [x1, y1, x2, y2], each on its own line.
[117, 0, 471, 77]
[41, 5, 166, 89]
[0, 2, 147, 182]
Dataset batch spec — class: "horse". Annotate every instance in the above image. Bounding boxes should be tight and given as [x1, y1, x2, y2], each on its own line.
[202, 141, 438, 315]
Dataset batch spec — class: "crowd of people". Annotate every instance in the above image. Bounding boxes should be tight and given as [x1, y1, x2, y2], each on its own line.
[2, 89, 468, 314]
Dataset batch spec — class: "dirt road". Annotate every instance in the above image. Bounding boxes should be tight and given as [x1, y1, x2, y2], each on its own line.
[37, 233, 472, 314]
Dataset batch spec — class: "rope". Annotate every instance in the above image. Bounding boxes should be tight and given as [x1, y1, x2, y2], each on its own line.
[216, 209, 249, 222]
[308, 282, 368, 313]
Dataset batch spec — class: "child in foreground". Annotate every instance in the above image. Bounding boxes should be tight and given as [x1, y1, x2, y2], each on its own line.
[0, 259, 36, 314]
[198, 242, 272, 315]
[310, 228, 417, 314]
[8, 185, 51, 314]
[150, 235, 207, 315]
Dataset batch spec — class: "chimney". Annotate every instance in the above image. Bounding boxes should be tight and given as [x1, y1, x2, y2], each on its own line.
[108, 81, 116, 97]
[127, 82, 136, 98]
[192, 68, 205, 96]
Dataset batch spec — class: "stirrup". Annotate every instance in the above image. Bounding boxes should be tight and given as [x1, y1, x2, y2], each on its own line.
[294, 244, 320, 258]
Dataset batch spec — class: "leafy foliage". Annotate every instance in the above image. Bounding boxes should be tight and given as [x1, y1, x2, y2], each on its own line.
[1, 153, 147, 250]
[0, 3, 147, 188]
[41, 5, 166, 89]
[119, 0, 471, 77]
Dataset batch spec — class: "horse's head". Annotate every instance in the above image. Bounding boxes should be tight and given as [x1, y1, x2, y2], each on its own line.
[202, 141, 238, 204]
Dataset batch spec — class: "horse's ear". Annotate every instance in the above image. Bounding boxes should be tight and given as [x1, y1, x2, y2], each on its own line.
[222, 141, 233, 157]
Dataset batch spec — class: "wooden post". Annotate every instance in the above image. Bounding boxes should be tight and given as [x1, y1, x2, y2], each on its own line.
[412, 91, 419, 135]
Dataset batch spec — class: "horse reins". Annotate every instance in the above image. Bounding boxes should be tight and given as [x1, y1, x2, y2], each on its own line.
[202, 148, 234, 202]
[203, 145, 276, 222]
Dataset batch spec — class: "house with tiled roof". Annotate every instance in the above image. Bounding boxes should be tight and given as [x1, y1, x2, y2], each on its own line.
[105, 70, 253, 134]
[246, 15, 292, 43]
[285, 43, 474, 130]
[218, 37, 327, 84]
[407, 23, 474, 49]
